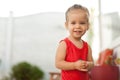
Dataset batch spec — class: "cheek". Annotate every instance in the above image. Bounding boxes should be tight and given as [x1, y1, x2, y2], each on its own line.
[68, 26, 74, 31]
[83, 25, 89, 31]
[86, 26, 89, 30]
[86, 24, 89, 30]
[67, 27, 73, 33]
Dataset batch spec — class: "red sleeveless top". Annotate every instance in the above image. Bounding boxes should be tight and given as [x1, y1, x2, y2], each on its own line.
[61, 38, 89, 80]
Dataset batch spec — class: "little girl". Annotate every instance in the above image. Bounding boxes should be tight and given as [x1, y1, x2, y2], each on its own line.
[55, 4, 94, 80]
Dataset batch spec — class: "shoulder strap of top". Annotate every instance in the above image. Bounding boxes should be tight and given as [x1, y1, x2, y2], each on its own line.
[83, 40, 89, 54]
[82, 40, 88, 47]
[59, 38, 70, 48]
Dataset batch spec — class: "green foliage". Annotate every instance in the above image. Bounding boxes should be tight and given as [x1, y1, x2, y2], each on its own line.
[105, 55, 113, 65]
[11, 62, 44, 80]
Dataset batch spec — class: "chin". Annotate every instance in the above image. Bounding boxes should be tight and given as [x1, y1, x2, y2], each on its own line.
[74, 37, 81, 40]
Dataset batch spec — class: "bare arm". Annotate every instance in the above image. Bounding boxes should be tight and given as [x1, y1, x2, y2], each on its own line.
[86, 45, 94, 70]
[55, 41, 75, 70]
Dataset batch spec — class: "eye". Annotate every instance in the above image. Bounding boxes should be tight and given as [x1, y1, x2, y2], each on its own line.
[80, 22, 86, 24]
[80, 22, 87, 25]
[71, 22, 76, 24]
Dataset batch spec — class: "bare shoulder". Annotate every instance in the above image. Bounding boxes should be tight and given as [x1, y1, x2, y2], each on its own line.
[88, 45, 92, 53]
[56, 40, 66, 54]
[59, 40, 66, 47]
[56, 40, 67, 60]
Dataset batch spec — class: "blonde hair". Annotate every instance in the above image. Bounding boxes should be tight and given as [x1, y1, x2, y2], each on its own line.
[65, 4, 89, 21]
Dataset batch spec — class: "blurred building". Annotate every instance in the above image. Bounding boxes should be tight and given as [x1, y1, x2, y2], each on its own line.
[0, 12, 67, 79]
[101, 12, 120, 49]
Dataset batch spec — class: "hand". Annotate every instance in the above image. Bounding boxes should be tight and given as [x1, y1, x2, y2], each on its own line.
[86, 61, 94, 70]
[74, 60, 88, 71]
[80, 69, 88, 71]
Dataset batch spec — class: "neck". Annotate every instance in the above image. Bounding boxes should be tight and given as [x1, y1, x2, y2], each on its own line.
[68, 36, 81, 42]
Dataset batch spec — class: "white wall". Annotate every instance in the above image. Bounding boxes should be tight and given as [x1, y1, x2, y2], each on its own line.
[0, 12, 67, 79]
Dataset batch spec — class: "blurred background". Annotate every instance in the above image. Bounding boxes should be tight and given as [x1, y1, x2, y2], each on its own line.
[0, 0, 120, 80]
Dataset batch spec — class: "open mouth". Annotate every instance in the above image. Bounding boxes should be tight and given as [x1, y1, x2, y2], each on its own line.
[74, 31, 82, 33]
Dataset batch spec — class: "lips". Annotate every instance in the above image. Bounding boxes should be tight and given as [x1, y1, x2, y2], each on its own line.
[74, 31, 82, 34]
[74, 30, 82, 32]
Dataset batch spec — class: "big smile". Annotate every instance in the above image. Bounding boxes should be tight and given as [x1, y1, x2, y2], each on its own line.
[74, 30, 82, 32]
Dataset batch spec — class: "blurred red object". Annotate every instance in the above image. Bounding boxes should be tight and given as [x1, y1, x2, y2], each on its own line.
[96, 48, 113, 65]
[90, 66, 119, 80]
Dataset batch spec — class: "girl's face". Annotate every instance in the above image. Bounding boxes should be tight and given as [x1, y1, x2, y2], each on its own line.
[65, 9, 89, 40]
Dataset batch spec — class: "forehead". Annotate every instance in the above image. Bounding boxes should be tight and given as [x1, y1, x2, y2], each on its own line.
[67, 9, 89, 20]
[68, 9, 88, 16]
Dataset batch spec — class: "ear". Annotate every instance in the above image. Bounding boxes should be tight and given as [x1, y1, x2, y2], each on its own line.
[65, 21, 68, 29]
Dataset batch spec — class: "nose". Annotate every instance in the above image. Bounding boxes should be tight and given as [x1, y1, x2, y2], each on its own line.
[76, 24, 80, 28]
